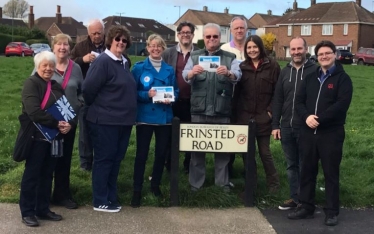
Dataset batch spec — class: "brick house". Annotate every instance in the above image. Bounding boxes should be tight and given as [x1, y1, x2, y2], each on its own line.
[102, 16, 175, 43]
[30, 5, 86, 43]
[249, 10, 281, 36]
[0, 7, 28, 27]
[174, 6, 257, 44]
[264, 0, 374, 59]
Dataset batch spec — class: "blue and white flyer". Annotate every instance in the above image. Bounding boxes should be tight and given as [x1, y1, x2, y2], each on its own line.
[198, 56, 221, 72]
[151, 86, 175, 103]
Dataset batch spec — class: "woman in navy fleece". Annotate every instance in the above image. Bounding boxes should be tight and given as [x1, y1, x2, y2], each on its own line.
[131, 34, 178, 207]
[83, 25, 137, 213]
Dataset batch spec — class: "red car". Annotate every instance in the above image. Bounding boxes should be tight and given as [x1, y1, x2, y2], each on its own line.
[355, 47, 374, 65]
[5, 42, 35, 57]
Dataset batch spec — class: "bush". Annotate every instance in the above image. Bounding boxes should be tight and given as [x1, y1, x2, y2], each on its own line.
[26, 39, 50, 45]
[197, 39, 204, 49]
[0, 33, 27, 54]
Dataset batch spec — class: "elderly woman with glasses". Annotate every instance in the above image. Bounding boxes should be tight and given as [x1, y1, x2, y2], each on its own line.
[130, 34, 178, 208]
[20, 51, 72, 227]
[83, 25, 137, 213]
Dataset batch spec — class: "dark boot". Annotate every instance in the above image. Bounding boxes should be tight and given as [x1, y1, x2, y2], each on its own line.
[131, 191, 141, 208]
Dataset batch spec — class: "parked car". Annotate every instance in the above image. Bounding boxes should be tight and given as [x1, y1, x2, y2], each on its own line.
[30, 43, 51, 55]
[5, 42, 34, 57]
[354, 47, 374, 65]
[309, 49, 353, 64]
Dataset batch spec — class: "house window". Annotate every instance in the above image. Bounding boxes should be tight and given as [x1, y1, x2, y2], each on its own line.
[322, 24, 333, 35]
[126, 22, 131, 27]
[287, 25, 292, 36]
[138, 23, 145, 28]
[343, 24, 348, 35]
[301, 25, 311, 36]
[154, 25, 159, 28]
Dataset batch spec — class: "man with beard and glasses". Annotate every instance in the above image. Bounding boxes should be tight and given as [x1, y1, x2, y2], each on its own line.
[162, 21, 199, 174]
[272, 37, 317, 210]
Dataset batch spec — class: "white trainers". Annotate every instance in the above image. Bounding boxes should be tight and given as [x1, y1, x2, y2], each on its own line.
[93, 205, 120, 213]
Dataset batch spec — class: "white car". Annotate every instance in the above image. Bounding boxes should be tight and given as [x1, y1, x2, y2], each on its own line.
[30, 43, 51, 55]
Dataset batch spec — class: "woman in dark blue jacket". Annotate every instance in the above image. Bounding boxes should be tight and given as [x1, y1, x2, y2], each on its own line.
[131, 34, 178, 207]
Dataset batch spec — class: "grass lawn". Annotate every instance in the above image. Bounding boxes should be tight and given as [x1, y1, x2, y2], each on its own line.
[0, 56, 373, 209]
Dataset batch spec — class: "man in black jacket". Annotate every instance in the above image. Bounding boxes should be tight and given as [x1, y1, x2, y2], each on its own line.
[162, 21, 198, 173]
[288, 40, 353, 226]
[272, 37, 317, 210]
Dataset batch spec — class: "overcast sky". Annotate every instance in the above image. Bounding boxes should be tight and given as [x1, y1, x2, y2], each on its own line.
[0, 0, 372, 25]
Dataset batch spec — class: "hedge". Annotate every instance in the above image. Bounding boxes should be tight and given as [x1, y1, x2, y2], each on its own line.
[0, 33, 27, 54]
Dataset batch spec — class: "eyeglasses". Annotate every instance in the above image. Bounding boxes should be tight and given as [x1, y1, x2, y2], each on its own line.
[178, 31, 192, 36]
[317, 51, 334, 57]
[205, 35, 219, 39]
[114, 37, 128, 44]
[148, 45, 163, 49]
[90, 32, 102, 36]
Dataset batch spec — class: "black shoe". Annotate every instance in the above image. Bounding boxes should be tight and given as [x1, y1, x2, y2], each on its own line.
[53, 198, 78, 209]
[151, 186, 162, 197]
[22, 216, 39, 227]
[288, 206, 314, 220]
[131, 191, 141, 208]
[36, 211, 62, 221]
[325, 215, 338, 226]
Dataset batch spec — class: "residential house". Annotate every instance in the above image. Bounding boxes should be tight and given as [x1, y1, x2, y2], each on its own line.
[249, 10, 281, 36]
[102, 16, 175, 43]
[174, 6, 257, 44]
[31, 5, 87, 43]
[264, 0, 374, 59]
[0, 7, 28, 27]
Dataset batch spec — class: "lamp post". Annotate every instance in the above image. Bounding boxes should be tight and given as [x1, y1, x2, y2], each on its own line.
[116, 12, 125, 25]
[174, 6, 181, 19]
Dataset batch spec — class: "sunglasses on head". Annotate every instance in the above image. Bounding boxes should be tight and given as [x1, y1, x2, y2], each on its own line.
[114, 37, 128, 43]
[205, 35, 219, 39]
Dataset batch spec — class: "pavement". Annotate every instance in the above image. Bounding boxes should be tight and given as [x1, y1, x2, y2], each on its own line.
[0, 203, 275, 234]
[1, 203, 373, 233]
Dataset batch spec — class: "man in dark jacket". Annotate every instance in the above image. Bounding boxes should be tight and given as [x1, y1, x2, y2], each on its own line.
[162, 21, 198, 173]
[272, 37, 317, 210]
[288, 40, 353, 226]
[71, 19, 106, 171]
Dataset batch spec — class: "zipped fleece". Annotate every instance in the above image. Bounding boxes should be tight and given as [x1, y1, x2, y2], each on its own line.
[295, 62, 353, 132]
[272, 59, 317, 130]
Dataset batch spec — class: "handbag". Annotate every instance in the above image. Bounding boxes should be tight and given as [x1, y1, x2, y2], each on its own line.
[12, 80, 52, 162]
[12, 113, 36, 162]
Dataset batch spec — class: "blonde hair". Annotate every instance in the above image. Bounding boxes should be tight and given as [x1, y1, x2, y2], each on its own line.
[52, 33, 72, 48]
[147, 34, 166, 50]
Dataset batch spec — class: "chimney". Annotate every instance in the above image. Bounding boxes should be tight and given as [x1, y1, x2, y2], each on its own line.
[56, 5, 62, 24]
[0, 7, 2, 19]
[267, 10, 272, 15]
[356, 0, 361, 7]
[29, 6, 34, 28]
[203, 6, 208, 11]
[293, 0, 298, 11]
[311, 0, 316, 6]
[224, 7, 229, 14]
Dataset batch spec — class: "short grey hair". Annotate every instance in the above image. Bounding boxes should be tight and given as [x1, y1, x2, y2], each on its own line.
[34, 51, 56, 68]
[203, 23, 221, 36]
[87, 19, 105, 32]
[230, 16, 248, 29]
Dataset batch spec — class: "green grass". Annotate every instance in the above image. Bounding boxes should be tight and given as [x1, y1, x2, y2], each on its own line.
[0, 57, 374, 209]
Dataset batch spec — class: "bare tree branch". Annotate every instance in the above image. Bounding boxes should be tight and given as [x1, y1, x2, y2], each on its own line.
[2, 0, 29, 18]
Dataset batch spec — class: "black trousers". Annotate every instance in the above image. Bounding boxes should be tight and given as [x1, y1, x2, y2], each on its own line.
[167, 99, 191, 169]
[133, 125, 171, 191]
[52, 125, 77, 202]
[299, 126, 345, 216]
[19, 140, 57, 217]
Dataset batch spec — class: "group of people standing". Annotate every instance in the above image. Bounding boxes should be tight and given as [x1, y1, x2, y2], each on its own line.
[17, 15, 352, 228]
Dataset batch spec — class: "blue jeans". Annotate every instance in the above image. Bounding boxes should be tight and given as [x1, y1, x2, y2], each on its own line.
[88, 122, 132, 206]
[280, 127, 302, 202]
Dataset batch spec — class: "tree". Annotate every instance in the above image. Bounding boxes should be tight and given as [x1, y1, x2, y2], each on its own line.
[261, 32, 277, 52]
[283, 7, 293, 15]
[3, 0, 29, 18]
